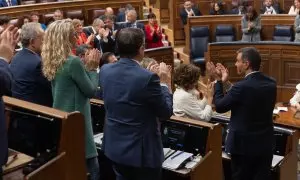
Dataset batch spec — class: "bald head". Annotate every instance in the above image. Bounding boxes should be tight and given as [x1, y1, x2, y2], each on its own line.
[105, 7, 114, 16]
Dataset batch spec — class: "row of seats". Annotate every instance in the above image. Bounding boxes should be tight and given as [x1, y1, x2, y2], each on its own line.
[9, 9, 107, 26]
[190, 25, 294, 69]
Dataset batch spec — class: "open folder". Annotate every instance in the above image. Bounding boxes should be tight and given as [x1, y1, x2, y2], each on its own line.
[162, 151, 193, 170]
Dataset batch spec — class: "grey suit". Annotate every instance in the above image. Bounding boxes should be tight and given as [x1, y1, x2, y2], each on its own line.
[294, 15, 300, 42]
[241, 16, 261, 42]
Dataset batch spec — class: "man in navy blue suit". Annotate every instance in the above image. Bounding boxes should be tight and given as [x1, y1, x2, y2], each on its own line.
[207, 47, 277, 180]
[0, 25, 20, 180]
[100, 28, 173, 180]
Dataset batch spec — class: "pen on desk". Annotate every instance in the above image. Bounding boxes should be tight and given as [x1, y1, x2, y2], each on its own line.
[171, 151, 184, 159]
[5, 154, 18, 167]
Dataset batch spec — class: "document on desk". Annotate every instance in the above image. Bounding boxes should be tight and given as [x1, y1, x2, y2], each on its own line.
[272, 154, 284, 168]
[277, 107, 288, 112]
[162, 151, 193, 170]
[163, 148, 175, 159]
[93, 133, 104, 146]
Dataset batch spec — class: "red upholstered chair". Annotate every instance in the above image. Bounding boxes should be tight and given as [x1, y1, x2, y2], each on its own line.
[65, 10, 84, 22]
[87, 9, 105, 25]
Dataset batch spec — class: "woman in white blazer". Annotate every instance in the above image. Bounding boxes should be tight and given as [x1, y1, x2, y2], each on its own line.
[290, 83, 300, 109]
[173, 64, 213, 121]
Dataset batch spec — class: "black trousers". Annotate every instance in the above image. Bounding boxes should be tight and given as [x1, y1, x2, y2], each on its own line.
[112, 162, 161, 180]
[231, 153, 273, 180]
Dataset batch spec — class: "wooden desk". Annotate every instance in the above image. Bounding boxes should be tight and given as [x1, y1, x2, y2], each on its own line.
[4, 96, 86, 180]
[0, 0, 144, 26]
[168, 0, 295, 45]
[274, 106, 300, 130]
[184, 15, 295, 55]
[207, 42, 300, 102]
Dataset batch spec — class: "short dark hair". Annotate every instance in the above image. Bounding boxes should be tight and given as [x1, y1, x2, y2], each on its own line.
[174, 64, 201, 90]
[147, 13, 156, 19]
[0, 15, 11, 26]
[100, 52, 115, 67]
[116, 28, 144, 58]
[75, 44, 90, 56]
[237, 47, 261, 71]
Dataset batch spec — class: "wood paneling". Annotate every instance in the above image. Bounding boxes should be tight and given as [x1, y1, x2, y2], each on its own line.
[184, 15, 295, 54]
[0, 0, 144, 26]
[208, 42, 300, 102]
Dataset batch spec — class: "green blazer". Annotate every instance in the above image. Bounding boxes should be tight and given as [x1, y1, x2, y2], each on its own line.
[52, 55, 98, 159]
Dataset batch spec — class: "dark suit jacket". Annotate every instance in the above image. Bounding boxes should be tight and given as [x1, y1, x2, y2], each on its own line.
[121, 22, 145, 34]
[116, 12, 126, 22]
[100, 58, 173, 168]
[0, 59, 12, 167]
[9, 48, 52, 107]
[180, 7, 202, 25]
[260, 5, 280, 14]
[0, 0, 18, 6]
[214, 72, 276, 156]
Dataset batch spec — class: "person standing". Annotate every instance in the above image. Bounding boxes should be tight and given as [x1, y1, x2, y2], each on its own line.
[241, 6, 261, 42]
[207, 47, 276, 180]
[100, 28, 173, 180]
[0, 25, 20, 180]
[41, 19, 100, 180]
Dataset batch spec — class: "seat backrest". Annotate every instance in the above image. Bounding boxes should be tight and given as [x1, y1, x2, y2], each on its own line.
[215, 25, 235, 42]
[87, 9, 105, 25]
[273, 25, 293, 41]
[65, 10, 84, 21]
[190, 26, 209, 58]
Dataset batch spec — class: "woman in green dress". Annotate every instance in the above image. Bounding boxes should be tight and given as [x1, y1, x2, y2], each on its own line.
[41, 19, 100, 180]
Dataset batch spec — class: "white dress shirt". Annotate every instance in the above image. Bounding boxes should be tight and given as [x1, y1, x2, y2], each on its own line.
[173, 87, 213, 121]
[185, 8, 195, 17]
[290, 84, 300, 106]
[264, 6, 277, 14]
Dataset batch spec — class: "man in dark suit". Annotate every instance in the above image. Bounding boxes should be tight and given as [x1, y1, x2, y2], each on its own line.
[120, 10, 145, 34]
[9, 23, 53, 155]
[0, 25, 19, 180]
[180, 0, 202, 25]
[207, 47, 276, 180]
[260, 0, 280, 14]
[100, 28, 173, 180]
[10, 22, 52, 107]
[0, 0, 18, 7]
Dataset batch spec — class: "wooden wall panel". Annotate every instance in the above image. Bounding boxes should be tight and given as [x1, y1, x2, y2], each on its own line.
[184, 15, 295, 55]
[208, 42, 300, 102]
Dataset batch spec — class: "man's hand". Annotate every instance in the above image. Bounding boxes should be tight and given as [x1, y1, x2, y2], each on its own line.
[206, 61, 222, 81]
[0, 25, 19, 63]
[216, 63, 229, 83]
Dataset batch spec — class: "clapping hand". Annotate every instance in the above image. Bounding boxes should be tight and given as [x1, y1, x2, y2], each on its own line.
[216, 63, 229, 83]
[0, 25, 19, 63]
[206, 61, 221, 81]
[147, 61, 159, 74]
[85, 49, 101, 71]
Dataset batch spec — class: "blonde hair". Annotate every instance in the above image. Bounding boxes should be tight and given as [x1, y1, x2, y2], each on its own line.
[141, 57, 156, 69]
[42, 19, 74, 80]
[72, 18, 82, 28]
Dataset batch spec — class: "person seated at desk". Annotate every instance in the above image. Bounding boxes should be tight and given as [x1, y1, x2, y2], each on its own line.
[241, 6, 261, 42]
[261, 0, 279, 14]
[230, 1, 247, 15]
[289, 0, 300, 15]
[180, 0, 202, 25]
[30, 12, 46, 31]
[294, 12, 300, 42]
[290, 83, 300, 110]
[145, 13, 163, 49]
[72, 19, 95, 53]
[173, 64, 213, 121]
[0, 0, 18, 7]
[209, 2, 226, 15]
[120, 9, 145, 33]
[0, 15, 11, 33]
